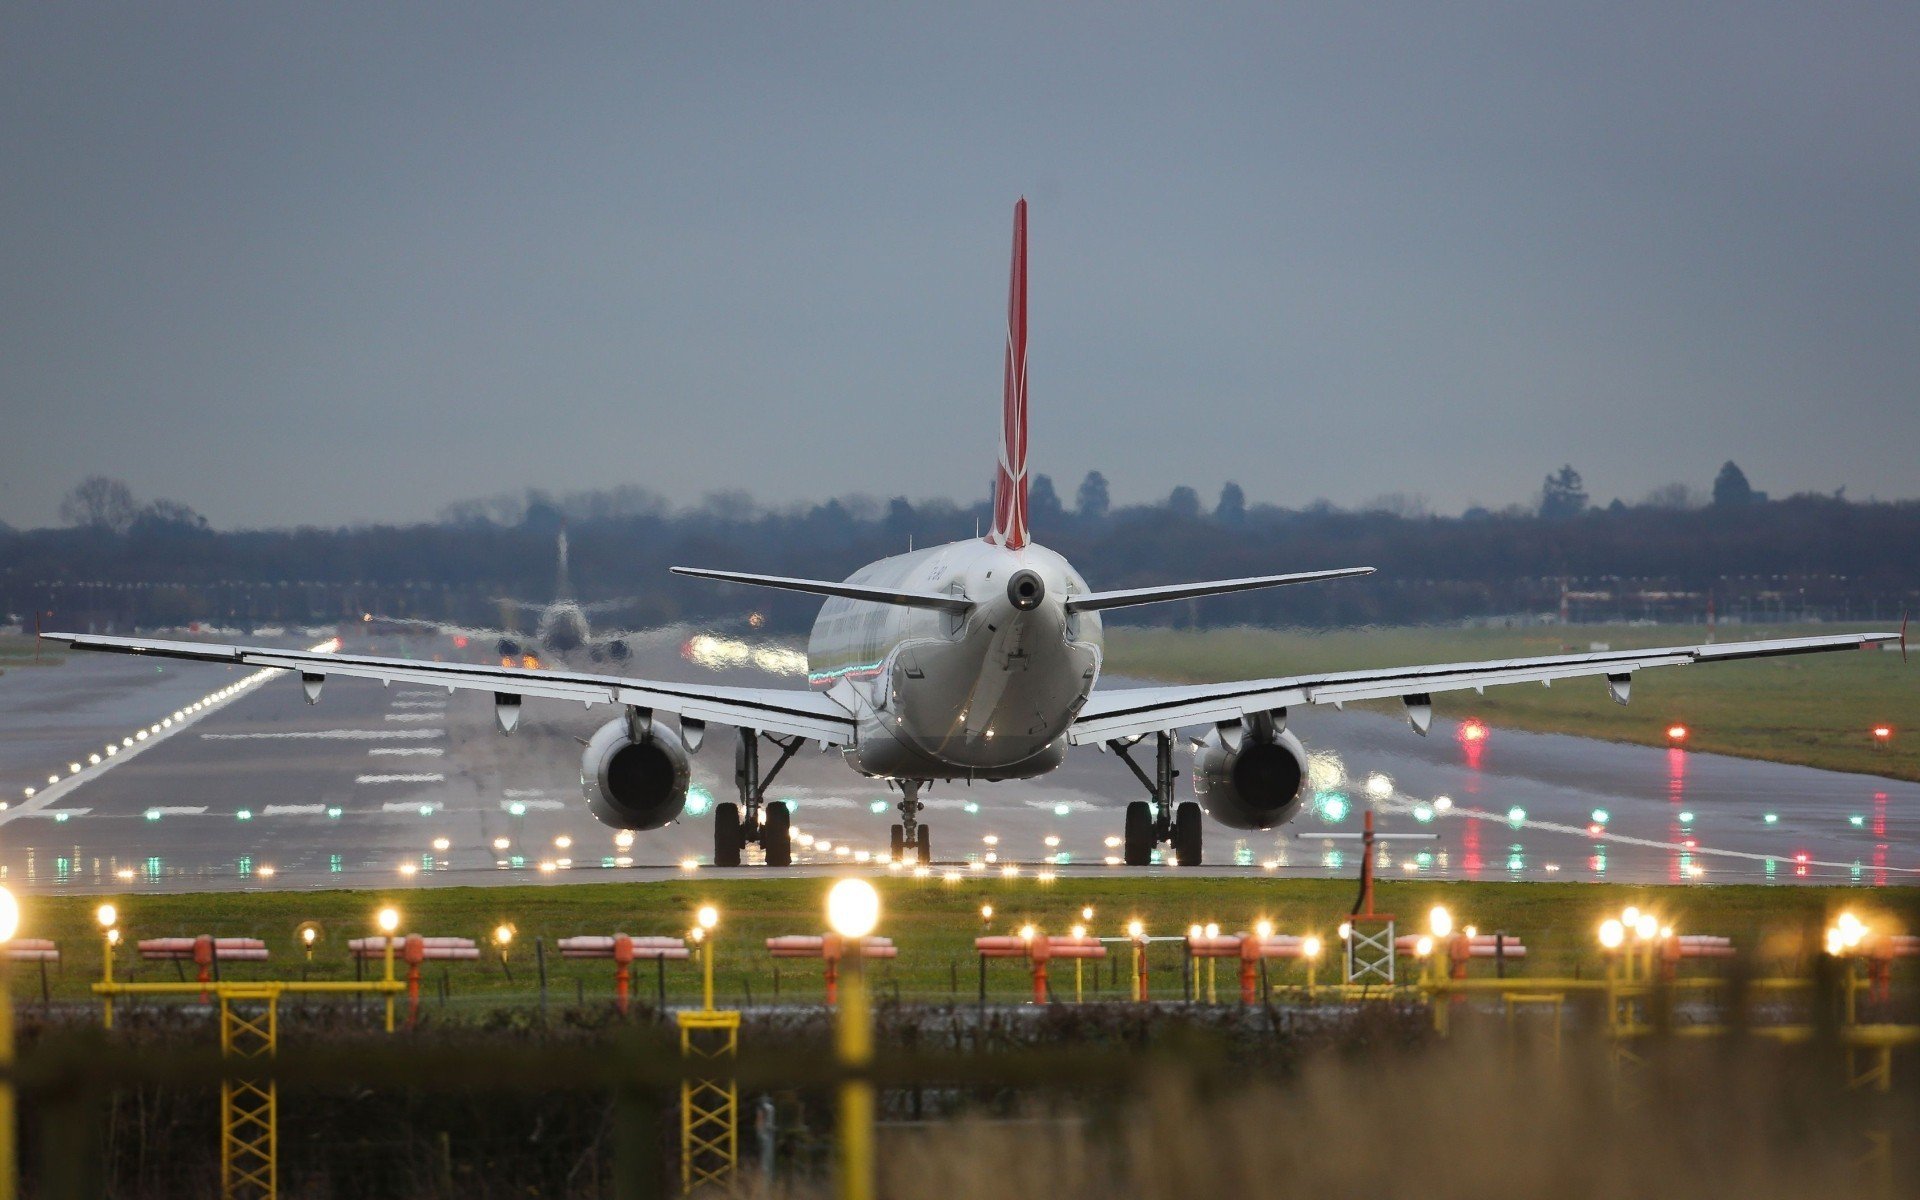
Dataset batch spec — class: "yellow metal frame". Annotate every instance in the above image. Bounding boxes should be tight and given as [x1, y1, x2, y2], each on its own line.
[92, 976, 405, 1200]
[219, 986, 279, 1200]
[677, 1009, 740, 1194]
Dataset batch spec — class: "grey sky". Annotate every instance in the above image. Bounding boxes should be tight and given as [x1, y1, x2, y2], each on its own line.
[3, 4, 1916, 529]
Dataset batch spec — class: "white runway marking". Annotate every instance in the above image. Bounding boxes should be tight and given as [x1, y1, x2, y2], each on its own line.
[200, 729, 444, 740]
[396, 688, 445, 697]
[357, 773, 447, 784]
[502, 788, 555, 798]
[382, 713, 443, 723]
[384, 800, 443, 813]
[501, 798, 565, 811]
[144, 806, 208, 817]
[262, 804, 328, 816]
[389, 699, 447, 709]
[18, 808, 90, 819]
[368, 747, 445, 757]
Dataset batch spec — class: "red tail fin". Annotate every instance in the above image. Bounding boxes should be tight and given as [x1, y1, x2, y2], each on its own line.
[989, 198, 1029, 549]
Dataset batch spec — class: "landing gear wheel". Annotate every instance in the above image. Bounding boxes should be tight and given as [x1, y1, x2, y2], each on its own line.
[1172, 801, 1202, 866]
[915, 824, 932, 865]
[1123, 801, 1154, 866]
[714, 801, 743, 867]
[763, 801, 792, 867]
[889, 824, 905, 862]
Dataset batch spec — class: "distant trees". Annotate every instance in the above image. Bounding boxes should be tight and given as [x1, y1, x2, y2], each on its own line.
[1167, 486, 1202, 519]
[1075, 471, 1110, 519]
[60, 476, 138, 533]
[1713, 461, 1756, 507]
[1216, 482, 1246, 524]
[1028, 474, 1064, 526]
[1641, 482, 1703, 510]
[1539, 465, 1588, 520]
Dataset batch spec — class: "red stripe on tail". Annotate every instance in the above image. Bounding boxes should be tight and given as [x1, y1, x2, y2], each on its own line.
[990, 198, 1030, 549]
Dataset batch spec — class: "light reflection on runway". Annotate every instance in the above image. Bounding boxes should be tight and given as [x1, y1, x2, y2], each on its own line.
[0, 631, 1913, 894]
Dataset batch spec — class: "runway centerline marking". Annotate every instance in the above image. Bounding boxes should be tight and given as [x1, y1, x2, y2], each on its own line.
[200, 729, 444, 740]
[357, 773, 447, 784]
[368, 747, 445, 757]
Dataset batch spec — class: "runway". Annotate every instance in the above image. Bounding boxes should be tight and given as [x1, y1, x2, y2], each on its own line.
[1, 629, 1913, 893]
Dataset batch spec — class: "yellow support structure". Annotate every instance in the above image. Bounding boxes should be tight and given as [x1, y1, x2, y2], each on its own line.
[218, 985, 279, 1200]
[677, 1009, 740, 1194]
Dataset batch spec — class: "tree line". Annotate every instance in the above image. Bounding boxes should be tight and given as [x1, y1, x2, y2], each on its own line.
[6, 466, 1914, 634]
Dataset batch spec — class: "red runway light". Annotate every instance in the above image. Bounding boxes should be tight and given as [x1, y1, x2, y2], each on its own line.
[1457, 719, 1489, 744]
[1666, 724, 1689, 743]
[452, 635, 468, 649]
[1872, 725, 1892, 741]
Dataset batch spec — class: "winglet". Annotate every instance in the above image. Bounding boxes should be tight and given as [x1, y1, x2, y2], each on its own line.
[988, 198, 1030, 550]
[1902, 609, 1909, 664]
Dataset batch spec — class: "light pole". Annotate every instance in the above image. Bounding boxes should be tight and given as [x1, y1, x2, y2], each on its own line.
[494, 924, 514, 982]
[1070, 924, 1087, 1003]
[96, 904, 118, 1029]
[0, 884, 19, 1200]
[377, 906, 400, 1032]
[696, 905, 719, 1010]
[1128, 920, 1146, 1002]
[827, 879, 879, 1200]
[1203, 923, 1220, 1004]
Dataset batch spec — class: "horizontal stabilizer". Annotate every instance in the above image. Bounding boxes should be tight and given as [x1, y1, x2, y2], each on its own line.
[671, 567, 974, 613]
[1066, 566, 1375, 613]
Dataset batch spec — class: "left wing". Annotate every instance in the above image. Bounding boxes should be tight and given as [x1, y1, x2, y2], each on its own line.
[1070, 631, 1898, 744]
[46, 632, 854, 744]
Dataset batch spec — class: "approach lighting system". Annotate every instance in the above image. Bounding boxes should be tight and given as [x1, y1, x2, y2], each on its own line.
[1635, 914, 1659, 941]
[1127, 920, 1145, 940]
[376, 906, 400, 935]
[0, 886, 19, 943]
[1456, 719, 1489, 743]
[1301, 935, 1322, 960]
[1070, 924, 1086, 940]
[1598, 919, 1626, 950]
[494, 924, 514, 947]
[95, 903, 117, 929]
[1429, 906, 1453, 938]
[827, 879, 880, 939]
[696, 905, 719, 932]
[1873, 725, 1893, 743]
[1414, 936, 1433, 958]
[1255, 919, 1274, 940]
[1667, 724, 1690, 743]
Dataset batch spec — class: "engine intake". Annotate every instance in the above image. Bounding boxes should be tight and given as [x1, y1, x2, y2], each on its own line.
[580, 715, 692, 830]
[1191, 726, 1309, 830]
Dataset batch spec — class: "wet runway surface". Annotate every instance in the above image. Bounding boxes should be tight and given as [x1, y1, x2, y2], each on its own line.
[1, 631, 1914, 893]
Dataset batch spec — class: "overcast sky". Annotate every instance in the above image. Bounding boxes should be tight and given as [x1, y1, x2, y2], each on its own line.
[2, 4, 1915, 529]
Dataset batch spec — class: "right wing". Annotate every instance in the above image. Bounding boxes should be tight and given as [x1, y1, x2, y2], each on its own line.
[47, 632, 854, 745]
[1070, 631, 1899, 744]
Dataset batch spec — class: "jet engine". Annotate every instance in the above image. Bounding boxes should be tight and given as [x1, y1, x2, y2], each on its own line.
[580, 715, 692, 830]
[1191, 723, 1309, 830]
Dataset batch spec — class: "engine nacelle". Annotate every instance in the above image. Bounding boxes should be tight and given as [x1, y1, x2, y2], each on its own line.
[1191, 726, 1310, 830]
[580, 716, 692, 830]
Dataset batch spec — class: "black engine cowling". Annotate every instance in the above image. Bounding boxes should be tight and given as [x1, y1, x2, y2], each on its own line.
[580, 716, 692, 830]
[1191, 726, 1310, 830]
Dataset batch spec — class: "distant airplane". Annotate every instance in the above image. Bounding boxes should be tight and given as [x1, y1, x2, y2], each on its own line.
[370, 530, 638, 666]
[51, 201, 1901, 868]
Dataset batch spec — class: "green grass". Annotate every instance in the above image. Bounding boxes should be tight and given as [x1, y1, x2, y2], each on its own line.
[11, 876, 1915, 1011]
[0, 633, 64, 667]
[1104, 623, 1917, 781]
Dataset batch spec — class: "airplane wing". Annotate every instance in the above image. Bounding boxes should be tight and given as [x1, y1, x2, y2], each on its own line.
[1069, 631, 1899, 744]
[46, 632, 855, 745]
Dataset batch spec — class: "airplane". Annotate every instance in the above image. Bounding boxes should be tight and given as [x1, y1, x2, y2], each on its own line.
[370, 529, 641, 666]
[48, 200, 1901, 868]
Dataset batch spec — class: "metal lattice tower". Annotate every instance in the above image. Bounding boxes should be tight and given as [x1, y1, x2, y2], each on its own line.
[218, 985, 280, 1200]
[677, 1010, 740, 1194]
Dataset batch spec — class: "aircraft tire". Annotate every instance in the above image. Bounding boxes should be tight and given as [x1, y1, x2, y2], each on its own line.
[714, 802, 743, 867]
[889, 824, 905, 861]
[1123, 802, 1153, 866]
[1173, 802, 1202, 866]
[915, 824, 932, 865]
[764, 802, 792, 867]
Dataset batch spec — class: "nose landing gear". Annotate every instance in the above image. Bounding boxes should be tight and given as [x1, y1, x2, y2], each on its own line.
[1111, 731, 1202, 866]
[888, 779, 933, 865]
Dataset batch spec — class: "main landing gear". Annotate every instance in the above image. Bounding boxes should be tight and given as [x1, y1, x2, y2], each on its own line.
[888, 779, 933, 865]
[714, 729, 804, 867]
[1110, 731, 1201, 866]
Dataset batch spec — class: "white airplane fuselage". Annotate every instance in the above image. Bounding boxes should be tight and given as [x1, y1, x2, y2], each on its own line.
[807, 539, 1103, 780]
